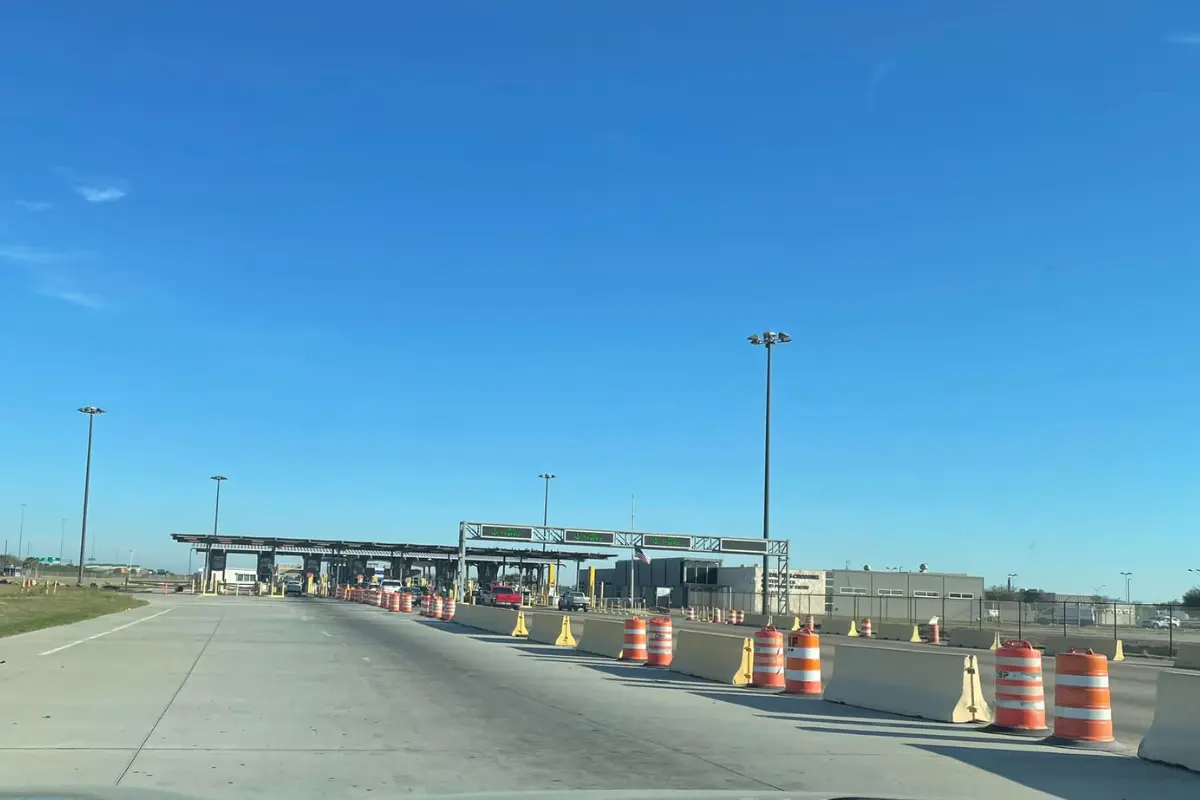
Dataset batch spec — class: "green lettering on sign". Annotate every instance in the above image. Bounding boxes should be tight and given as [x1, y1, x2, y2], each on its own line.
[564, 530, 616, 546]
[641, 534, 693, 550]
[479, 525, 534, 541]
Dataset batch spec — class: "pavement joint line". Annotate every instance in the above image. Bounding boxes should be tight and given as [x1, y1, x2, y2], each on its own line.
[37, 608, 176, 656]
[320, 631, 332, 637]
[114, 609, 227, 787]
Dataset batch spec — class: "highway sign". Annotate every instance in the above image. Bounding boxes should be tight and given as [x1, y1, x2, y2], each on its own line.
[641, 534, 693, 551]
[718, 538, 769, 554]
[478, 525, 534, 542]
[564, 530, 616, 546]
[35, 557, 62, 564]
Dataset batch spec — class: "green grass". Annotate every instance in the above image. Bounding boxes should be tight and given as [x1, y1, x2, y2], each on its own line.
[0, 583, 149, 638]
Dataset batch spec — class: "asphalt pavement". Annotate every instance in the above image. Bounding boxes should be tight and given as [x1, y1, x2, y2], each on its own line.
[0, 595, 1197, 800]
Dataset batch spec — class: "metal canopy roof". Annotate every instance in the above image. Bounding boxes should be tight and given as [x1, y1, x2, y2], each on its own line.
[170, 533, 613, 564]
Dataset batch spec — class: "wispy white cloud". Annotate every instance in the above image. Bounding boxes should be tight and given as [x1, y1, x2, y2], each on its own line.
[15, 199, 52, 212]
[54, 168, 129, 204]
[37, 287, 106, 309]
[74, 185, 126, 203]
[0, 244, 76, 264]
[1165, 33, 1200, 45]
[0, 244, 105, 310]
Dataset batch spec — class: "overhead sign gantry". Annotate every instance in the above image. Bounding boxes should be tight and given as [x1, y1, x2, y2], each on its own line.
[456, 521, 791, 611]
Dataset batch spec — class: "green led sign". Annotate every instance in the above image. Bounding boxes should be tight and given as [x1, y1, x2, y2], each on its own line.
[718, 538, 769, 554]
[479, 525, 534, 542]
[641, 534, 693, 551]
[564, 530, 616, 546]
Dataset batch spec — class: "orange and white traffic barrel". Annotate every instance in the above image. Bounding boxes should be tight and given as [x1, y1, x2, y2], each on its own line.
[388, 592, 401, 612]
[784, 629, 821, 695]
[710, 608, 724, 624]
[983, 640, 1047, 736]
[431, 596, 444, 619]
[441, 597, 457, 621]
[375, 591, 385, 608]
[419, 595, 430, 616]
[804, 614, 815, 631]
[929, 622, 941, 644]
[399, 592, 413, 613]
[685, 606, 697, 621]
[621, 617, 647, 661]
[729, 609, 745, 625]
[1044, 648, 1125, 751]
[646, 616, 673, 666]
[860, 618, 873, 638]
[752, 627, 785, 688]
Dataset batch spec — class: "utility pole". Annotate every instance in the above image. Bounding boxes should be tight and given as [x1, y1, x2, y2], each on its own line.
[77, 406, 106, 585]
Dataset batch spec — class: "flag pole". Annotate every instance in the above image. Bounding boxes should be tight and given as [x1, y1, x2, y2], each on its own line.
[629, 494, 636, 604]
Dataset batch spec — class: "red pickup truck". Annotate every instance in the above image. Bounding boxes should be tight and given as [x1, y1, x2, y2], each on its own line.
[480, 584, 522, 609]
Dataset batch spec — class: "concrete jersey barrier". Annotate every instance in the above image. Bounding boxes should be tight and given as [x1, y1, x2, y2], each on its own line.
[945, 629, 1000, 650]
[576, 618, 627, 659]
[669, 630, 754, 686]
[821, 618, 858, 636]
[527, 613, 576, 646]
[1176, 643, 1200, 670]
[451, 604, 522, 635]
[823, 644, 991, 724]
[1041, 635, 1124, 662]
[1138, 669, 1200, 773]
[874, 622, 921, 643]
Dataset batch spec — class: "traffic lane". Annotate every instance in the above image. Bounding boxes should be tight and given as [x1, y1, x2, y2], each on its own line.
[523, 609, 1163, 750]
[325, 601, 1198, 799]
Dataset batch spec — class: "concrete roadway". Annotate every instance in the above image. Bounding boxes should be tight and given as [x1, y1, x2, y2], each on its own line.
[524, 608, 1165, 750]
[0, 596, 1196, 800]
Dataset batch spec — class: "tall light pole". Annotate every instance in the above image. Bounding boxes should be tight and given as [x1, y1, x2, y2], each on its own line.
[1120, 572, 1132, 603]
[538, 473, 555, 550]
[748, 331, 790, 616]
[538, 473, 556, 597]
[59, 518, 65, 563]
[77, 406, 105, 585]
[1007, 573, 1018, 592]
[17, 504, 25, 564]
[207, 476, 227, 590]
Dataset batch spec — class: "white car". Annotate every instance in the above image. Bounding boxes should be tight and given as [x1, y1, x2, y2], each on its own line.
[284, 581, 304, 597]
[1142, 616, 1181, 630]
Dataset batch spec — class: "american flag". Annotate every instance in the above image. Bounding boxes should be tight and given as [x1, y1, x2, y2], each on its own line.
[634, 546, 651, 565]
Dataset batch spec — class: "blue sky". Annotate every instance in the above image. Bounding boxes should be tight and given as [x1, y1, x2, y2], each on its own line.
[1, 2, 1197, 599]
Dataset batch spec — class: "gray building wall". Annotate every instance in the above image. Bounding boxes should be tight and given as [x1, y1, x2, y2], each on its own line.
[824, 569, 985, 624]
[594, 556, 721, 608]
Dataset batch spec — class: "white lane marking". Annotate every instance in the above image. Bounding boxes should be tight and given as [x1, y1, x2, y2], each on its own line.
[362, 656, 370, 661]
[320, 631, 332, 637]
[39, 608, 175, 656]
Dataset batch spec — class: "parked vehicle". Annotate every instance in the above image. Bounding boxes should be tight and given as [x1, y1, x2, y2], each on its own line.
[558, 591, 591, 612]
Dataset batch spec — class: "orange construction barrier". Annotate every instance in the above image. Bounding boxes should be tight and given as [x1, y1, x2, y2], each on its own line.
[1045, 648, 1124, 751]
[646, 616, 673, 666]
[419, 595, 429, 616]
[752, 627, 785, 688]
[441, 597, 457, 621]
[729, 609, 745, 625]
[984, 640, 1047, 736]
[388, 592, 401, 612]
[399, 592, 413, 613]
[804, 614, 815, 630]
[929, 622, 941, 644]
[375, 591, 385, 608]
[684, 606, 697, 621]
[784, 629, 821, 695]
[860, 618, 873, 638]
[621, 617, 647, 661]
[430, 596, 444, 619]
[710, 608, 724, 624]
